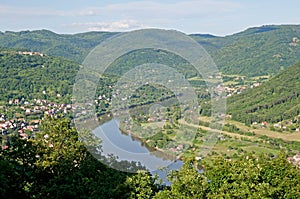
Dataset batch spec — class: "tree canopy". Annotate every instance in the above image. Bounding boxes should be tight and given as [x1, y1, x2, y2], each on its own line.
[1, 117, 299, 198]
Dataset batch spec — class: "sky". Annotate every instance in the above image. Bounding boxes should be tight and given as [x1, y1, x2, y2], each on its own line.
[0, 0, 299, 36]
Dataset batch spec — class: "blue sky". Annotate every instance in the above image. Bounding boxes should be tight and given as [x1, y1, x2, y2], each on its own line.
[0, 0, 299, 36]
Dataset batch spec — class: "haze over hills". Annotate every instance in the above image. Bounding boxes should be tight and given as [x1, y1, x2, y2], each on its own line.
[1, 25, 300, 77]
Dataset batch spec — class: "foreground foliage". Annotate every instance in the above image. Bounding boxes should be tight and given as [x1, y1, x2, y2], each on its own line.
[130, 154, 300, 199]
[1, 118, 299, 198]
[0, 118, 133, 198]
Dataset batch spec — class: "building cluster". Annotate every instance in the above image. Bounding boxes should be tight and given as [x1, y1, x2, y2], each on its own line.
[224, 82, 260, 97]
[1, 98, 73, 149]
[18, 51, 45, 57]
[289, 37, 299, 47]
[288, 154, 300, 168]
[251, 115, 300, 132]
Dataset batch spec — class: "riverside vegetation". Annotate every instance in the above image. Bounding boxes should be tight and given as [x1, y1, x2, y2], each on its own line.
[1, 25, 300, 198]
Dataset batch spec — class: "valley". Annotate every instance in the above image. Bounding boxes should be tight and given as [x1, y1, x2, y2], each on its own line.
[2, 0, 300, 197]
[1, 50, 300, 165]
[1, 25, 300, 167]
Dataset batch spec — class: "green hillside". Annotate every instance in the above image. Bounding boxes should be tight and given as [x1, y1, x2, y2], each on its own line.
[0, 48, 206, 117]
[211, 25, 300, 76]
[0, 48, 79, 103]
[0, 30, 117, 63]
[1, 25, 300, 77]
[227, 62, 300, 125]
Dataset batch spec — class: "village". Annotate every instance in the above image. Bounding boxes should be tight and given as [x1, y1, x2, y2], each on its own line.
[1, 74, 299, 168]
[0, 98, 72, 148]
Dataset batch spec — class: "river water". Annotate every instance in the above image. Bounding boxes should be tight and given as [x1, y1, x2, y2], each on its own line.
[92, 119, 183, 184]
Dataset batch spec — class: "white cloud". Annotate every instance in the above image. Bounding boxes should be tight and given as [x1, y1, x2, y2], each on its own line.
[77, 0, 241, 18]
[0, 0, 243, 34]
[68, 0, 242, 33]
[66, 20, 145, 32]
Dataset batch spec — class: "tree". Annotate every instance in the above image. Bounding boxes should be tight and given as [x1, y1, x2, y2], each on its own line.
[124, 170, 160, 199]
[154, 157, 207, 199]
[0, 117, 132, 198]
[203, 153, 300, 198]
[153, 153, 300, 198]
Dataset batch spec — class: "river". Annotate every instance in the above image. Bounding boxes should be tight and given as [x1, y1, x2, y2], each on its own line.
[92, 119, 183, 184]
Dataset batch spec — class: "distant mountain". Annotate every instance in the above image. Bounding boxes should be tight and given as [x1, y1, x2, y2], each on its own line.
[1, 25, 300, 77]
[0, 30, 117, 63]
[210, 25, 300, 76]
[227, 61, 300, 124]
[190, 25, 300, 76]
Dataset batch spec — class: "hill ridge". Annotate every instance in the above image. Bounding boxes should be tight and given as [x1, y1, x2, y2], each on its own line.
[0, 25, 300, 76]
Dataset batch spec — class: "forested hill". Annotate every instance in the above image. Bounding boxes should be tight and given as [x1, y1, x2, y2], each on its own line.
[192, 25, 300, 76]
[1, 25, 300, 77]
[0, 30, 117, 63]
[0, 48, 80, 103]
[227, 61, 300, 125]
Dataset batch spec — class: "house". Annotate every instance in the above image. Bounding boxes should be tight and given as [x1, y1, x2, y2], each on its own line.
[177, 144, 184, 150]
[196, 156, 202, 161]
[218, 135, 226, 141]
[30, 120, 40, 125]
[26, 126, 35, 131]
[0, 115, 6, 122]
[294, 155, 300, 162]
[288, 154, 300, 167]
[273, 123, 281, 128]
[14, 99, 20, 104]
[261, 121, 268, 126]
[282, 126, 287, 130]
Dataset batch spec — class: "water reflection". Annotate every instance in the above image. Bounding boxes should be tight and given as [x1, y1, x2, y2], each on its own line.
[93, 119, 182, 173]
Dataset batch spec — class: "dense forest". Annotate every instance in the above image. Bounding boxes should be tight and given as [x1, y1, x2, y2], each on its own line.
[0, 48, 79, 103]
[0, 30, 117, 63]
[228, 62, 300, 125]
[1, 25, 300, 77]
[208, 25, 300, 76]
